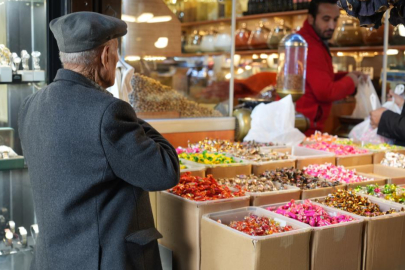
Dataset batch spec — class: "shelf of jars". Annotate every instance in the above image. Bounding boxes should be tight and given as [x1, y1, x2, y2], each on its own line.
[180, 10, 308, 27]
[177, 45, 405, 58]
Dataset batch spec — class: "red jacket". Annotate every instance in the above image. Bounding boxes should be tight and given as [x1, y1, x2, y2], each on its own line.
[296, 20, 355, 135]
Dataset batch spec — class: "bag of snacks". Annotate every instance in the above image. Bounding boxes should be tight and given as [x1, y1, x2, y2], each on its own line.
[351, 78, 381, 119]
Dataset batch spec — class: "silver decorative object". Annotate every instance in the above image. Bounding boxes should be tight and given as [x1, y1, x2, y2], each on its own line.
[21, 50, 30, 70]
[31, 51, 41, 70]
[0, 44, 11, 66]
[11, 52, 21, 72]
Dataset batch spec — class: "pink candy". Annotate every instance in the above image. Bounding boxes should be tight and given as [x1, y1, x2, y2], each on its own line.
[303, 142, 368, 156]
[176, 147, 202, 155]
[304, 163, 373, 184]
[267, 199, 354, 227]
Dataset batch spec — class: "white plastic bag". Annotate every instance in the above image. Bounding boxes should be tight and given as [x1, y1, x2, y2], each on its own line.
[349, 97, 401, 143]
[243, 95, 305, 145]
[351, 78, 381, 119]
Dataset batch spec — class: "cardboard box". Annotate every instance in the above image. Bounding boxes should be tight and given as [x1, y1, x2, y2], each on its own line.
[345, 173, 387, 190]
[263, 201, 364, 270]
[372, 149, 405, 164]
[180, 156, 252, 178]
[347, 164, 405, 185]
[201, 207, 312, 270]
[157, 191, 250, 270]
[261, 145, 292, 154]
[251, 159, 296, 176]
[315, 194, 405, 270]
[336, 153, 373, 167]
[180, 160, 206, 178]
[247, 185, 301, 206]
[301, 184, 346, 200]
[292, 146, 336, 169]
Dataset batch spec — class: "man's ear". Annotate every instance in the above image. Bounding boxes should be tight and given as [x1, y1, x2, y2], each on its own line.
[100, 45, 110, 69]
[308, 14, 315, 25]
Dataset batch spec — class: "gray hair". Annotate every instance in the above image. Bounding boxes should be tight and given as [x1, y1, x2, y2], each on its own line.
[59, 48, 100, 66]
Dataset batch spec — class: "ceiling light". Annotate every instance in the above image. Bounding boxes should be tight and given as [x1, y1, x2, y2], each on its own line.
[252, 54, 259, 60]
[387, 49, 399, 55]
[154, 37, 169, 49]
[147, 16, 172, 23]
[225, 73, 231, 80]
[337, 52, 344, 57]
[237, 68, 244, 74]
[137, 13, 154, 23]
[245, 65, 252, 70]
[121, 14, 136, 22]
[125, 55, 141, 61]
[399, 25, 405, 37]
[260, 53, 268, 59]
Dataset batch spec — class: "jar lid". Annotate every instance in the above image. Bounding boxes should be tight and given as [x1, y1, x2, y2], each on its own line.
[279, 33, 307, 47]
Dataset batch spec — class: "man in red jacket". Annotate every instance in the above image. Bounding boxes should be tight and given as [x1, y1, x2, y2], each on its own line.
[296, 0, 364, 135]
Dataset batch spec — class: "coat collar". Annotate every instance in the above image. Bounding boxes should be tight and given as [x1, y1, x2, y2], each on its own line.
[53, 69, 112, 95]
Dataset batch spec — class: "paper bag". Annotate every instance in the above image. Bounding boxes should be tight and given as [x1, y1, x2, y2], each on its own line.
[243, 95, 305, 145]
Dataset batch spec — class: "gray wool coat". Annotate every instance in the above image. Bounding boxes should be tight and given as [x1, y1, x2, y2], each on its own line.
[18, 69, 180, 270]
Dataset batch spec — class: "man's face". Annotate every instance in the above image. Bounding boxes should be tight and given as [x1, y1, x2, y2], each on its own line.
[308, 3, 340, 40]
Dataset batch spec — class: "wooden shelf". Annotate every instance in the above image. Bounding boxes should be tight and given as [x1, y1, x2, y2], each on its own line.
[180, 9, 308, 27]
[177, 45, 405, 58]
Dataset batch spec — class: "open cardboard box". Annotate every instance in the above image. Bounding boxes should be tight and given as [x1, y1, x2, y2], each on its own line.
[314, 194, 405, 270]
[157, 191, 250, 270]
[300, 184, 346, 200]
[180, 159, 206, 178]
[180, 156, 251, 178]
[292, 146, 336, 169]
[262, 200, 364, 270]
[372, 149, 405, 164]
[344, 172, 387, 190]
[251, 158, 296, 176]
[247, 184, 301, 206]
[347, 164, 405, 185]
[335, 152, 373, 167]
[260, 145, 291, 154]
[201, 207, 311, 270]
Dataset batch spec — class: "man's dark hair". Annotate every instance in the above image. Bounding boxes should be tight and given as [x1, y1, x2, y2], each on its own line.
[308, 0, 338, 18]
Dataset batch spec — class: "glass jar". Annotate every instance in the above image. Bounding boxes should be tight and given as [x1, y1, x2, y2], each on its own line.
[200, 30, 217, 52]
[362, 24, 393, 46]
[276, 33, 308, 102]
[184, 30, 203, 53]
[235, 23, 251, 50]
[333, 15, 363, 46]
[391, 25, 405, 45]
[267, 23, 290, 49]
[215, 25, 232, 51]
[248, 22, 270, 50]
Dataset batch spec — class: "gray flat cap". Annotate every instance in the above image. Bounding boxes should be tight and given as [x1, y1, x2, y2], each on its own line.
[50, 11, 127, 53]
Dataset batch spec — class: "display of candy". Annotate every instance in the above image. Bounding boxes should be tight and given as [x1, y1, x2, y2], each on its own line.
[355, 184, 405, 204]
[317, 190, 403, 217]
[169, 172, 245, 201]
[178, 150, 240, 165]
[267, 199, 354, 227]
[334, 138, 356, 146]
[180, 160, 187, 170]
[304, 163, 373, 184]
[261, 167, 338, 190]
[218, 214, 293, 236]
[362, 143, 404, 151]
[303, 142, 368, 155]
[182, 138, 288, 162]
[381, 152, 405, 169]
[217, 175, 277, 192]
[304, 131, 338, 143]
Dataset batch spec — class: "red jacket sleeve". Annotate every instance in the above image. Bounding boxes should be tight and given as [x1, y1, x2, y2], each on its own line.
[306, 50, 355, 103]
[334, 72, 348, 81]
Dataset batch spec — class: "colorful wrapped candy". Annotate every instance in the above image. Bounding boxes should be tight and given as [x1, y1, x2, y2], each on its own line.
[381, 152, 405, 169]
[304, 163, 373, 184]
[219, 214, 293, 236]
[267, 199, 354, 227]
[355, 184, 405, 204]
[304, 131, 338, 143]
[317, 190, 402, 217]
[179, 160, 187, 170]
[217, 175, 277, 192]
[169, 172, 245, 201]
[362, 143, 404, 151]
[178, 150, 240, 165]
[261, 167, 337, 190]
[303, 142, 368, 155]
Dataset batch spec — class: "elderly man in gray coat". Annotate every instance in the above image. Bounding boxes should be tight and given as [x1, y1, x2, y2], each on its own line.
[18, 12, 180, 270]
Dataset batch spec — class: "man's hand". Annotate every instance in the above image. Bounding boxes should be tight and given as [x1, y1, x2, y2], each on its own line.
[347, 71, 368, 87]
[388, 90, 405, 108]
[370, 108, 387, 129]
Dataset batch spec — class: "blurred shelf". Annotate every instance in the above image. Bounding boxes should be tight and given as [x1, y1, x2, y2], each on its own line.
[177, 45, 405, 57]
[0, 81, 44, 85]
[0, 157, 25, 171]
[181, 9, 308, 27]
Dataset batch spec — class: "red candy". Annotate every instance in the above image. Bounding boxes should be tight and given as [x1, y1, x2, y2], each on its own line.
[219, 214, 293, 236]
[168, 172, 245, 201]
[267, 199, 354, 227]
[303, 142, 368, 156]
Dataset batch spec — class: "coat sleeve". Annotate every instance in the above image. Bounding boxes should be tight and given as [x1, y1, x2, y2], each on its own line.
[306, 49, 355, 103]
[100, 99, 180, 191]
[334, 72, 348, 81]
[377, 110, 405, 140]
